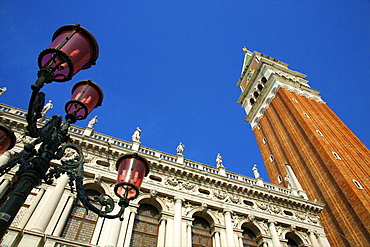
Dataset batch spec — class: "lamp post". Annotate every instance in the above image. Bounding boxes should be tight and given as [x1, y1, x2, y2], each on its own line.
[0, 24, 150, 238]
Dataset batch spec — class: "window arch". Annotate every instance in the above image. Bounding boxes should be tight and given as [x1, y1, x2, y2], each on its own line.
[130, 204, 160, 246]
[285, 232, 304, 247]
[242, 227, 258, 246]
[61, 189, 102, 243]
[192, 216, 213, 247]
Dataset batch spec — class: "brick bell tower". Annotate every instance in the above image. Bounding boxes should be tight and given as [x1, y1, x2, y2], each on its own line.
[236, 48, 370, 246]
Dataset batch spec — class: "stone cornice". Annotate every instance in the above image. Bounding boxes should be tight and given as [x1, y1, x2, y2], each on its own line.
[0, 103, 325, 217]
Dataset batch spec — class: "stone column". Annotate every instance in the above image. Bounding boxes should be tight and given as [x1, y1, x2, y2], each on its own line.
[0, 177, 11, 198]
[17, 187, 45, 229]
[186, 221, 193, 247]
[268, 220, 281, 247]
[0, 151, 12, 166]
[213, 230, 221, 247]
[91, 216, 106, 245]
[25, 187, 52, 230]
[308, 230, 320, 247]
[45, 192, 70, 235]
[124, 207, 138, 247]
[31, 173, 69, 232]
[103, 204, 124, 247]
[52, 194, 75, 236]
[173, 197, 183, 246]
[224, 210, 235, 246]
[234, 232, 243, 247]
[117, 209, 132, 246]
[316, 232, 331, 247]
[165, 216, 174, 247]
[157, 218, 167, 247]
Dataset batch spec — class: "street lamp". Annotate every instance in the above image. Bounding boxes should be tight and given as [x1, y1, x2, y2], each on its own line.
[0, 24, 150, 238]
[0, 124, 16, 155]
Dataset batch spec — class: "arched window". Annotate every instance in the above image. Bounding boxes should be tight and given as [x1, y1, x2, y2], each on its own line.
[242, 227, 258, 246]
[285, 232, 303, 247]
[287, 236, 299, 247]
[192, 216, 212, 247]
[130, 204, 160, 246]
[61, 189, 101, 243]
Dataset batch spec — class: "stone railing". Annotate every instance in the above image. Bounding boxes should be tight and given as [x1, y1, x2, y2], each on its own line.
[0, 103, 294, 197]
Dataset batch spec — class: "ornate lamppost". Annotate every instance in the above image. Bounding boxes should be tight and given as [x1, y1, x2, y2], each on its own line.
[0, 24, 150, 238]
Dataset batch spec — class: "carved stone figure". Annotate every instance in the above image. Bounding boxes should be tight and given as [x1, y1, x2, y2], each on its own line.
[256, 202, 268, 211]
[252, 164, 260, 179]
[213, 190, 227, 200]
[182, 202, 193, 216]
[88, 116, 98, 128]
[176, 142, 185, 155]
[132, 127, 141, 142]
[182, 182, 195, 191]
[216, 153, 224, 168]
[166, 177, 179, 187]
[229, 194, 240, 204]
[285, 175, 292, 189]
[163, 197, 173, 211]
[41, 100, 53, 117]
[150, 189, 157, 197]
[0, 87, 7, 96]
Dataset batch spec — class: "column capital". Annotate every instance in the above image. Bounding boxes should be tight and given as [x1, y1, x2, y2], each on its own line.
[268, 219, 277, 225]
[223, 209, 233, 214]
[174, 197, 184, 203]
[315, 232, 327, 238]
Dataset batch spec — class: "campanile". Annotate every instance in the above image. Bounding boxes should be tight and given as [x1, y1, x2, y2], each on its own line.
[237, 48, 370, 246]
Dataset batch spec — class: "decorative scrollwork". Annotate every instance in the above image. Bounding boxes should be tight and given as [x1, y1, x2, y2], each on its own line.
[229, 194, 240, 204]
[182, 182, 195, 191]
[166, 177, 179, 187]
[213, 190, 227, 200]
[75, 176, 126, 220]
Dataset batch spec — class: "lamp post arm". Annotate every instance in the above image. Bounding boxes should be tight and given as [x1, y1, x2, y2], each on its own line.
[26, 68, 55, 138]
[75, 176, 126, 220]
[0, 114, 71, 237]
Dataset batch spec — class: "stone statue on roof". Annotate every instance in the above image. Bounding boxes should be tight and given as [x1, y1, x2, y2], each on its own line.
[132, 127, 142, 142]
[216, 153, 224, 168]
[177, 142, 185, 155]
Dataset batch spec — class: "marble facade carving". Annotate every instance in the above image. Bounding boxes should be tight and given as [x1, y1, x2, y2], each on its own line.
[0, 103, 330, 247]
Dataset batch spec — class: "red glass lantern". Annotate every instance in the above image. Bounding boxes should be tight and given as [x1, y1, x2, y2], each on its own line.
[65, 80, 103, 121]
[115, 154, 150, 200]
[38, 24, 99, 82]
[0, 124, 16, 154]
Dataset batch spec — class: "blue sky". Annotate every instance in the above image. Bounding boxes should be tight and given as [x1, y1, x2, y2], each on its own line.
[0, 1, 369, 182]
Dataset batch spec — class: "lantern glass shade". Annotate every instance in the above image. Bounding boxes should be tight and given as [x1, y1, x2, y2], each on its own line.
[38, 24, 99, 82]
[115, 154, 150, 200]
[0, 124, 16, 154]
[65, 80, 103, 121]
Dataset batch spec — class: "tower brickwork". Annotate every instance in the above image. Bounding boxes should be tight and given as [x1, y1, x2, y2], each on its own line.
[237, 49, 370, 246]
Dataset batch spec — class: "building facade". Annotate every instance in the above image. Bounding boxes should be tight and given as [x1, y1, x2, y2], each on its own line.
[236, 48, 370, 246]
[0, 103, 329, 246]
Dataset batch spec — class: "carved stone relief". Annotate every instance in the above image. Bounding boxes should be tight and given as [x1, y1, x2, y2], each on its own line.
[269, 204, 282, 214]
[209, 209, 224, 225]
[213, 189, 227, 200]
[229, 194, 240, 204]
[256, 202, 268, 211]
[296, 212, 307, 221]
[182, 182, 195, 191]
[182, 202, 193, 217]
[165, 177, 179, 187]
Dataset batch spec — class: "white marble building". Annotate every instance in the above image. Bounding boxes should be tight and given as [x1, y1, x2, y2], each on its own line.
[0, 103, 330, 247]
